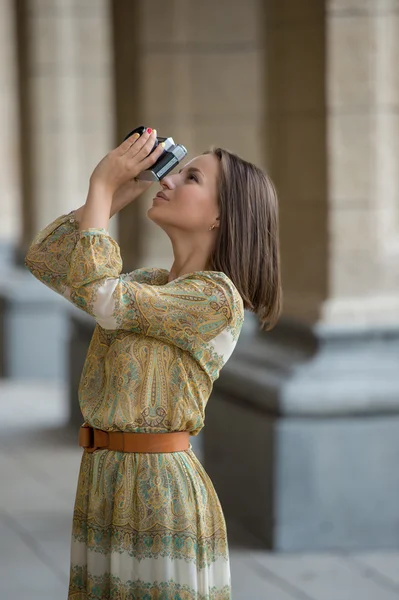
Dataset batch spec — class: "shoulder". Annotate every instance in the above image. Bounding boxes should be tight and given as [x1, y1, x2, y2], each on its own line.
[199, 271, 243, 311]
[207, 272, 245, 336]
[172, 271, 244, 331]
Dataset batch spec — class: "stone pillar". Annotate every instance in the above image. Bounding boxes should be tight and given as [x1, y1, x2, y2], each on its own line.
[266, 0, 327, 323]
[325, 0, 399, 325]
[206, 0, 399, 551]
[4, 1, 114, 395]
[19, 0, 116, 246]
[111, 0, 143, 273]
[0, 1, 22, 270]
[117, 0, 265, 269]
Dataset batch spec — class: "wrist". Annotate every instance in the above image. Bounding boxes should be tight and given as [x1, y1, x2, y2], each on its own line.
[87, 178, 113, 204]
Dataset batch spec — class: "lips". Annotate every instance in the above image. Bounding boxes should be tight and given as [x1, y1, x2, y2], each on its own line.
[155, 191, 169, 201]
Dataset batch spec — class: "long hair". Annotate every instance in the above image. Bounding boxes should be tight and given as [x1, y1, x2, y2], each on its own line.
[206, 148, 282, 330]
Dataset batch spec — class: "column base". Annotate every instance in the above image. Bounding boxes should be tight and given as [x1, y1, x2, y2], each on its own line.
[205, 318, 399, 551]
[0, 241, 16, 272]
[0, 268, 71, 382]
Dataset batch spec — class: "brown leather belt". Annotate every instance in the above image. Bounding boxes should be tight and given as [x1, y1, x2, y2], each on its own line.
[78, 423, 190, 453]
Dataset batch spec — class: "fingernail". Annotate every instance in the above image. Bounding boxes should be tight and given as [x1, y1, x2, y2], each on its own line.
[160, 142, 165, 148]
[133, 132, 140, 139]
[153, 129, 157, 136]
[147, 127, 152, 134]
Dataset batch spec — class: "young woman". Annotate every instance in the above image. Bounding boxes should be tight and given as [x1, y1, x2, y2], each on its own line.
[25, 127, 281, 600]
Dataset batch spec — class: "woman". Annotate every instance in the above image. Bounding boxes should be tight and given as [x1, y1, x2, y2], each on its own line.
[25, 127, 281, 599]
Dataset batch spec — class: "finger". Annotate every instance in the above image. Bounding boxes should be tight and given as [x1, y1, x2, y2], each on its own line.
[126, 127, 156, 158]
[135, 140, 165, 172]
[117, 132, 140, 155]
[126, 128, 156, 159]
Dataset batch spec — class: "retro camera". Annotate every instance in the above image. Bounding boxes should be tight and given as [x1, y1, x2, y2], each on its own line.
[123, 126, 187, 181]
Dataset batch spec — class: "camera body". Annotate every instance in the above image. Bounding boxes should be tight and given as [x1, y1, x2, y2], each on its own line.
[123, 126, 187, 181]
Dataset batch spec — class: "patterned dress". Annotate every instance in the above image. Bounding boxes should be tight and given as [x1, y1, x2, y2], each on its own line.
[25, 211, 244, 600]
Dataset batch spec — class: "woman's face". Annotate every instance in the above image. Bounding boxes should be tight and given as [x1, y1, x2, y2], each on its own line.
[147, 153, 220, 233]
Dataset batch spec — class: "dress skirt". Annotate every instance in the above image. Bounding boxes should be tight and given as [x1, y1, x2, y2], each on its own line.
[68, 445, 231, 600]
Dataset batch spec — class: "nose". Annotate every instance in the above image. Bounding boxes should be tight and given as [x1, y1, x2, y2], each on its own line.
[160, 173, 179, 190]
[160, 175, 173, 190]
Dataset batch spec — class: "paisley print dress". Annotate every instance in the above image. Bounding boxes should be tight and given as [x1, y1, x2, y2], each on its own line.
[25, 211, 244, 600]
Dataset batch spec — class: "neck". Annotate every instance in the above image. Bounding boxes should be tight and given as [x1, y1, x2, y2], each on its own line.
[167, 231, 216, 283]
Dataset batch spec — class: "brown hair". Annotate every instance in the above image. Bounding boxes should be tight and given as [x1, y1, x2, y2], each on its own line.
[206, 148, 282, 330]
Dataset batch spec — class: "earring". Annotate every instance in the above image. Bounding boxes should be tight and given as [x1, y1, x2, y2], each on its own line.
[208, 224, 216, 231]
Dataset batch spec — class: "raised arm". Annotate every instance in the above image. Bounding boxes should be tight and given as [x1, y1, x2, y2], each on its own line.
[24, 144, 155, 300]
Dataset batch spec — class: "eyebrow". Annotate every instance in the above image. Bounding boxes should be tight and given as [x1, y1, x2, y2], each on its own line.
[178, 166, 204, 178]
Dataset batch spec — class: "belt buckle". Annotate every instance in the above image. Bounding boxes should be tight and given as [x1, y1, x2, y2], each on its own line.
[80, 423, 98, 453]
[86, 429, 97, 453]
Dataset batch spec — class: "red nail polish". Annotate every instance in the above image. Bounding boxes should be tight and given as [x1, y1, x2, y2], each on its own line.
[147, 128, 152, 134]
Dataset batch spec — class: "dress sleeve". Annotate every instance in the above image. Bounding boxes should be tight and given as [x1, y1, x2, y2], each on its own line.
[24, 210, 81, 298]
[66, 230, 239, 353]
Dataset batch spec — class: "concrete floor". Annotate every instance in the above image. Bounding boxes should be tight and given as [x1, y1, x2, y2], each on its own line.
[1, 380, 399, 600]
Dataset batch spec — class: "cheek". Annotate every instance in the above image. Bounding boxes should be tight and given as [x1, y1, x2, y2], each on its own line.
[173, 190, 210, 226]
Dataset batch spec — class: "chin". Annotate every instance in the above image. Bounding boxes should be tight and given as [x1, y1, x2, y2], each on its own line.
[147, 206, 165, 226]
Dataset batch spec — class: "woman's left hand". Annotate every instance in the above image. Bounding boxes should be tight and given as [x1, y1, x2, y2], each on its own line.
[110, 178, 153, 217]
[89, 128, 164, 196]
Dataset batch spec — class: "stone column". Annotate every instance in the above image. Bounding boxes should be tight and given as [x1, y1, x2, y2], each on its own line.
[4, 1, 115, 394]
[206, 0, 399, 551]
[111, 0, 143, 273]
[0, 1, 22, 270]
[19, 0, 115, 246]
[325, 0, 399, 324]
[117, 0, 265, 269]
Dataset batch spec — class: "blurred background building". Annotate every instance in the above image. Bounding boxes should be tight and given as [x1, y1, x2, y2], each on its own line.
[1, 0, 399, 598]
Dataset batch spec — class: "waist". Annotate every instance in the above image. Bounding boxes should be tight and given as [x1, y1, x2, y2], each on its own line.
[78, 423, 190, 453]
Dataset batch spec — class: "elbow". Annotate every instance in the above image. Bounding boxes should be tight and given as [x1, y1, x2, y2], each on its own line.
[24, 239, 40, 273]
[24, 250, 36, 275]
[24, 246, 33, 270]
